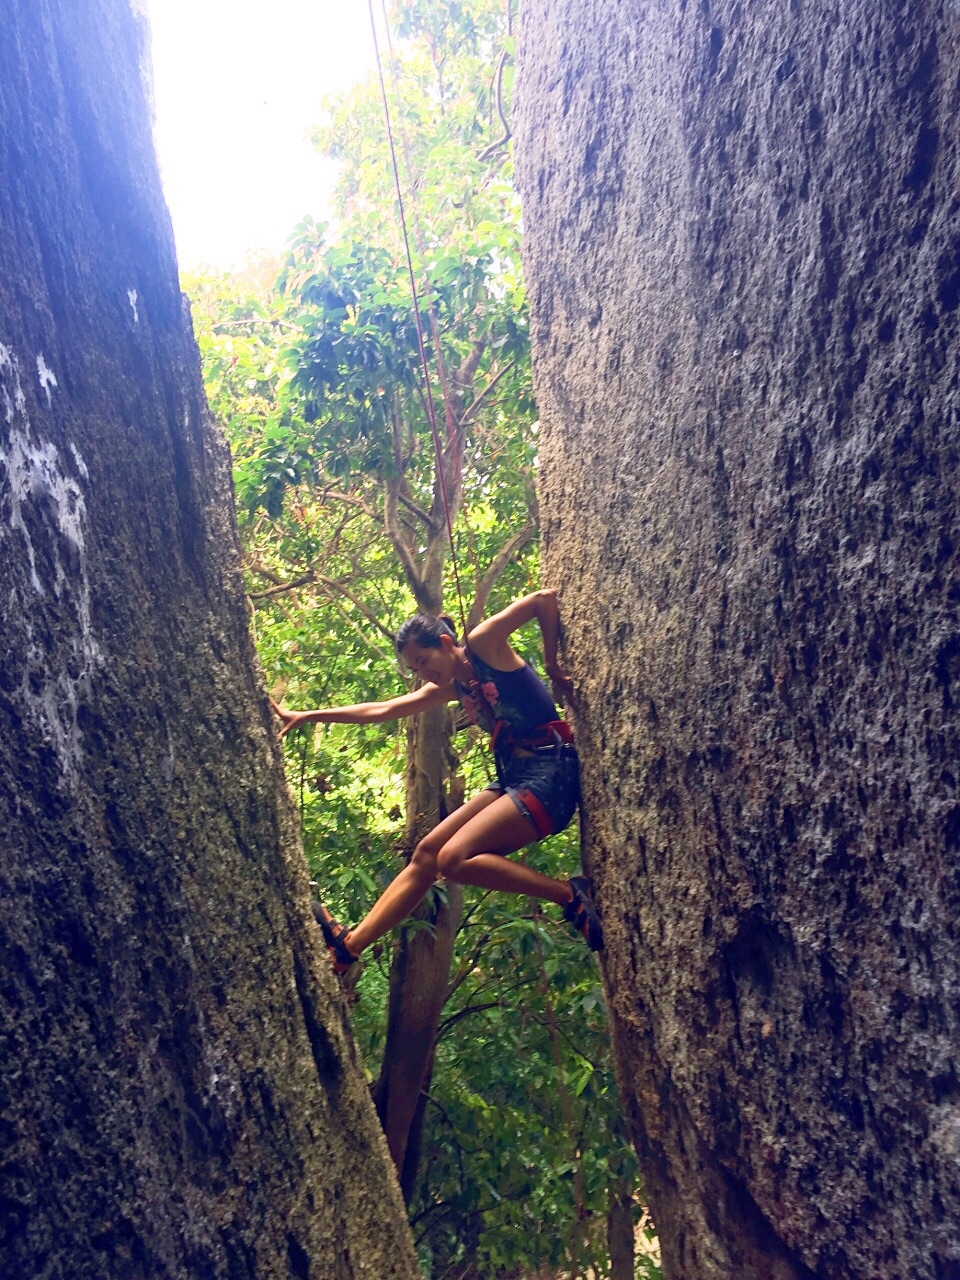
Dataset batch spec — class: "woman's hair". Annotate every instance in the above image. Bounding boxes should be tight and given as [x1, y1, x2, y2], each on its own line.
[395, 613, 458, 654]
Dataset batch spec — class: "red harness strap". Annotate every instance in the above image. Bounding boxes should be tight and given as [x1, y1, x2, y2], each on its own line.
[489, 718, 574, 754]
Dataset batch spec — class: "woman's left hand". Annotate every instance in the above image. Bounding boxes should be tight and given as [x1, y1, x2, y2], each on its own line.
[547, 665, 577, 710]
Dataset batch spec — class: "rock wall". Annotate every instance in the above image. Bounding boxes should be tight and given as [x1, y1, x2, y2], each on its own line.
[0, 3, 419, 1276]
[515, 3, 960, 1277]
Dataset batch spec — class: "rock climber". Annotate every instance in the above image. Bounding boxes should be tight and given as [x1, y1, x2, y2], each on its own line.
[271, 588, 603, 972]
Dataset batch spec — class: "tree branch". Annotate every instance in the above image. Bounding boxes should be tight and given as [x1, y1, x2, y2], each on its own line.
[324, 596, 397, 670]
[466, 519, 537, 630]
[390, 397, 403, 474]
[452, 339, 486, 405]
[478, 48, 511, 161]
[246, 558, 400, 650]
[438, 339, 486, 508]
[456, 358, 517, 432]
[436, 1000, 503, 1038]
[383, 471, 429, 606]
[248, 572, 315, 601]
[211, 317, 299, 333]
[445, 927, 494, 1003]
[316, 574, 399, 648]
[398, 486, 438, 532]
[319, 486, 382, 525]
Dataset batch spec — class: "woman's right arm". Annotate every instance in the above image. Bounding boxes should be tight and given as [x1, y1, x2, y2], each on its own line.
[272, 682, 451, 739]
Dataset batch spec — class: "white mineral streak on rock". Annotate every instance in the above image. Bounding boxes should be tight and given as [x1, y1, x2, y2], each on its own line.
[0, 341, 101, 787]
[128, 288, 139, 323]
[69, 443, 89, 480]
[1, 342, 27, 423]
[930, 1102, 960, 1163]
[178, 929, 242, 1117]
[36, 353, 58, 406]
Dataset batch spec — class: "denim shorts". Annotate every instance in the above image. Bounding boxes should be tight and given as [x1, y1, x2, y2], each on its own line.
[486, 745, 581, 840]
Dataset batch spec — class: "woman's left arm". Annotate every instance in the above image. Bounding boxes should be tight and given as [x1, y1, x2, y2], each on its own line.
[468, 589, 575, 702]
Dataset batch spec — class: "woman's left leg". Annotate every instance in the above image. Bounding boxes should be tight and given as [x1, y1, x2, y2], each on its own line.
[435, 792, 573, 906]
[342, 788, 502, 955]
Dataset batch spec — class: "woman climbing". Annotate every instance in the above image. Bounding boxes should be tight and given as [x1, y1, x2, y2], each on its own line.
[272, 588, 603, 972]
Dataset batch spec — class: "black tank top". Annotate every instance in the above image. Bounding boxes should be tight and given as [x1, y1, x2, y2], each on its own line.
[456, 648, 558, 739]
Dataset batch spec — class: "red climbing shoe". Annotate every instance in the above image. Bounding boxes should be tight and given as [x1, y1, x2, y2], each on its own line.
[562, 876, 604, 952]
[312, 899, 358, 974]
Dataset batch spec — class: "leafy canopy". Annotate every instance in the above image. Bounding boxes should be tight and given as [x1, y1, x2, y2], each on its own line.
[186, 0, 658, 1274]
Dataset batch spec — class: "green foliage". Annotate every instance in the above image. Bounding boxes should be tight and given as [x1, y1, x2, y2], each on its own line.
[411, 822, 642, 1278]
[185, 1, 659, 1275]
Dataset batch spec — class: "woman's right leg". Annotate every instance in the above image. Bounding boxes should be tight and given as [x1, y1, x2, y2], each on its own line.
[343, 788, 501, 955]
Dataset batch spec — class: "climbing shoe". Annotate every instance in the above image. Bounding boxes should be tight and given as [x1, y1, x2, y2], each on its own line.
[562, 875, 604, 952]
[312, 899, 358, 974]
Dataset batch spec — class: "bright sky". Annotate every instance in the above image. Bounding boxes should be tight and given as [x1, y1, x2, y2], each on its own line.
[144, 0, 374, 272]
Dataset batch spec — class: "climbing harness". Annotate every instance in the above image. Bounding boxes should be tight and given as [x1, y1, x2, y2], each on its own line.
[491, 716, 576, 804]
[368, 7, 581, 821]
[489, 717, 575, 757]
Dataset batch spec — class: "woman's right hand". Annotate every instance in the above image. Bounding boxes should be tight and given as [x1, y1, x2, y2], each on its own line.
[270, 698, 315, 739]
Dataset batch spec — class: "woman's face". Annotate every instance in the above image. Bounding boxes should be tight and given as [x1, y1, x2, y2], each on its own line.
[400, 635, 455, 685]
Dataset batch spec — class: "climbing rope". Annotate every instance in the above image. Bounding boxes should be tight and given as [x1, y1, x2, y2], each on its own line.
[379, 1, 463, 492]
[379, 1, 484, 602]
[367, 0, 469, 636]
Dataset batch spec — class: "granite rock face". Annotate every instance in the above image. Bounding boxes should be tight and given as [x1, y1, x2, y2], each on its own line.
[0, 3, 419, 1276]
[516, 3, 960, 1277]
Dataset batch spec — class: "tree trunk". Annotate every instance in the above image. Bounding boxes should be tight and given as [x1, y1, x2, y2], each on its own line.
[0, 3, 419, 1276]
[373, 694, 463, 1197]
[516, 4, 960, 1279]
[606, 1185, 634, 1280]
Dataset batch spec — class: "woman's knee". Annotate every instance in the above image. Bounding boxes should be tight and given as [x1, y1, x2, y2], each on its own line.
[409, 838, 439, 882]
[436, 842, 467, 881]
